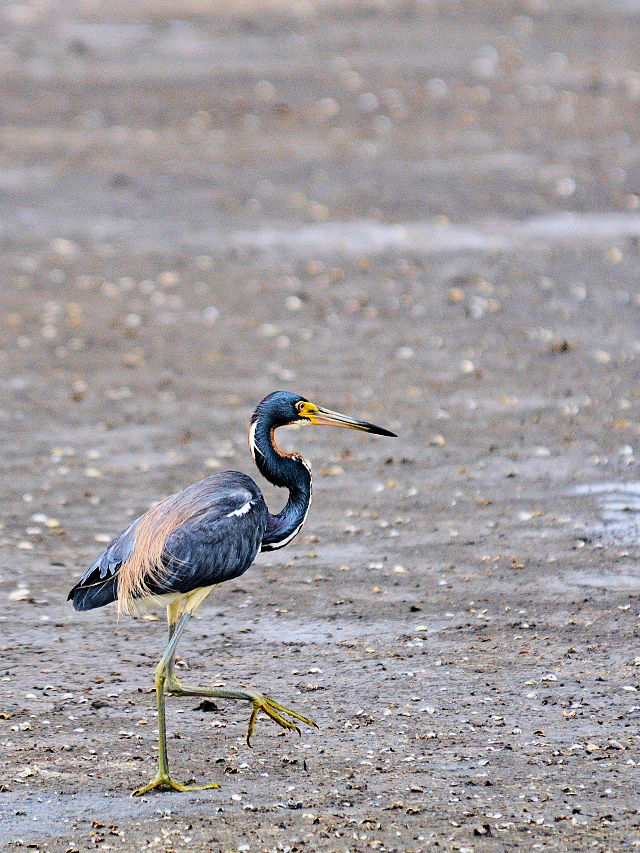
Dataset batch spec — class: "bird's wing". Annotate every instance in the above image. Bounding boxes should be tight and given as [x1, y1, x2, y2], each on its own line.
[73, 517, 140, 588]
[67, 517, 140, 609]
[157, 488, 267, 594]
[69, 474, 267, 610]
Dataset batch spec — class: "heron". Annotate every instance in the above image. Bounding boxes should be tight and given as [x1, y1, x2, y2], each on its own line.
[68, 391, 395, 795]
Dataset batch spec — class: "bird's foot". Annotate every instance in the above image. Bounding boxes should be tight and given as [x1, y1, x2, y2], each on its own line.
[132, 773, 219, 797]
[245, 690, 318, 746]
[161, 679, 317, 744]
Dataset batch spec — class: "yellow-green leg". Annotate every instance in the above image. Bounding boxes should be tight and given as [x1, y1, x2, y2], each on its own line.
[163, 600, 317, 746]
[133, 592, 317, 796]
[165, 678, 317, 745]
[132, 611, 219, 796]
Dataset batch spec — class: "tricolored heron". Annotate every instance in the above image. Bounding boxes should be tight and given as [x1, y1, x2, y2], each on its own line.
[68, 391, 395, 795]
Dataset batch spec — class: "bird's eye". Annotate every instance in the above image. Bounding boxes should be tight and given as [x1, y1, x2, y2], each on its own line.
[297, 401, 305, 412]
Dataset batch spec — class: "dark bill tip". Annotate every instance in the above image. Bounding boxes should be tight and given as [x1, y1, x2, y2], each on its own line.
[361, 421, 397, 437]
[310, 405, 397, 436]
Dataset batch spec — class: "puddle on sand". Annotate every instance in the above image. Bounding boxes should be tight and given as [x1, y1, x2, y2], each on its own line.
[570, 573, 640, 591]
[223, 212, 640, 258]
[569, 482, 640, 591]
[574, 482, 640, 545]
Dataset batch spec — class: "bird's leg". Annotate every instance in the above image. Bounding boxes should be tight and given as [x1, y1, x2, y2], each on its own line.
[132, 611, 219, 796]
[165, 599, 186, 690]
[163, 590, 316, 746]
[165, 682, 318, 745]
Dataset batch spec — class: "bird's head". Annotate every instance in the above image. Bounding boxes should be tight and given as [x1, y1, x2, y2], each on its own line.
[253, 391, 396, 436]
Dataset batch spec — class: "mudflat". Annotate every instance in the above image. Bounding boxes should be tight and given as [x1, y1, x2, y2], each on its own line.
[0, 2, 639, 851]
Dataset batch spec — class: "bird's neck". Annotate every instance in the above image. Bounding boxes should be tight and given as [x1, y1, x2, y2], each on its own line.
[249, 416, 312, 551]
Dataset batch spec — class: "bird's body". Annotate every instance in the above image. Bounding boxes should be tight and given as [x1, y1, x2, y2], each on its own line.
[68, 391, 395, 795]
[70, 472, 268, 613]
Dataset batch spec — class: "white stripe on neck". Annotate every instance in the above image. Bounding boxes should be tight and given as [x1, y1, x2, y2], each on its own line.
[261, 520, 304, 550]
[248, 419, 264, 463]
[261, 486, 313, 551]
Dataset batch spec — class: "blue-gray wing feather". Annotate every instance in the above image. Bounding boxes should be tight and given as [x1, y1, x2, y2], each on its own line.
[96, 519, 139, 580]
[155, 491, 267, 594]
[68, 472, 267, 611]
[67, 518, 140, 610]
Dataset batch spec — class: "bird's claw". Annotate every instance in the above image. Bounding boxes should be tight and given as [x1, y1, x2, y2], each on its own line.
[245, 690, 318, 746]
[132, 773, 219, 797]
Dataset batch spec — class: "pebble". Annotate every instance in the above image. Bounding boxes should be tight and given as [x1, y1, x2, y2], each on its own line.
[395, 346, 414, 360]
[285, 296, 303, 312]
[254, 79, 276, 103]
[555, 177, 576, 197]
[317, 97, 340, 118]
[202, 306, 219, 324]
[342, 70, 363, 91]
[426, 78, 448, 99]
[9, 587, 31, 600]
[357, 92, 379, 113]
[260, 323, 279, 338]
[124, 313, 141, 329]
[157, 272, 179, 288]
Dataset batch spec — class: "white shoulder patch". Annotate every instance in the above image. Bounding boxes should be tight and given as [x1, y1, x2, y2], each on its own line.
[227, 499, 253, 518]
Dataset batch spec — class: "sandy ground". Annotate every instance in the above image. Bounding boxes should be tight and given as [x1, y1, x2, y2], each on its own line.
[1, 1, 640, 851]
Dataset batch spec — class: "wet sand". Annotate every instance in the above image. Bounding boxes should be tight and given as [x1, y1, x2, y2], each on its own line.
[1, 1, 639, 851]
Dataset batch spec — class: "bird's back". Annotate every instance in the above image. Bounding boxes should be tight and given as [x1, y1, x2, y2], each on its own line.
[68, 472, 268, 613]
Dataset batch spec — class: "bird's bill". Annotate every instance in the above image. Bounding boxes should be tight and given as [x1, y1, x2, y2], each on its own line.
[300, 403, 396, 437]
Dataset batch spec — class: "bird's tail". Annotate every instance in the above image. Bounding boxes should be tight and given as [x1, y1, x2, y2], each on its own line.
[68, 576, 118, 611]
